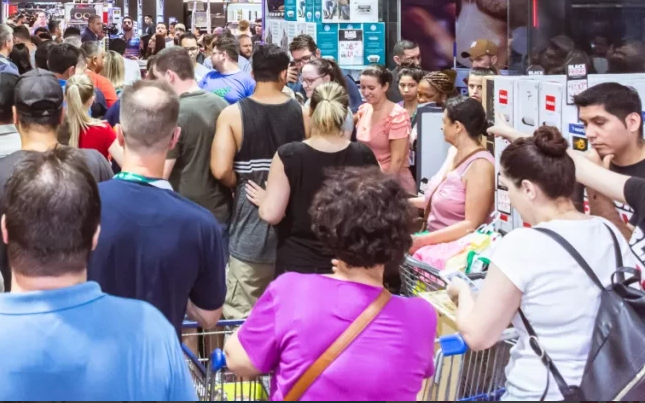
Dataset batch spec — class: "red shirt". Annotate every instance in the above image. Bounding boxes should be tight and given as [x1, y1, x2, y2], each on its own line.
[86, 70, 118, 108]
[79, 122, 116, 159]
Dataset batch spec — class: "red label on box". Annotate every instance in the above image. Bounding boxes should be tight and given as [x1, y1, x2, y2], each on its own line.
[499, 90, 508, 105]
[546, 95, 556, 112]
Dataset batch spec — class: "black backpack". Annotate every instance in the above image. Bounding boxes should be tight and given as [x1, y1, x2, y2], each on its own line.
[519, 224, 645, 401]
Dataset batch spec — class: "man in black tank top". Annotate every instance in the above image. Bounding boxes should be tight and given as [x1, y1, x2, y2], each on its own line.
[211, 44, 307, 319]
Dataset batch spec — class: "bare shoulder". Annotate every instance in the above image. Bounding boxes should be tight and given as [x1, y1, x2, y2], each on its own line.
[220, 104, 242, 120]
[465, 158, 495, 181]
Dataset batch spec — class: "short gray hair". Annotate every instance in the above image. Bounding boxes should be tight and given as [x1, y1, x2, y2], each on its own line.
[119, 80, 180, 153]
[81, 41, 102, 59]
[0, 24, 13, 49]
[63, 36, 82, 49]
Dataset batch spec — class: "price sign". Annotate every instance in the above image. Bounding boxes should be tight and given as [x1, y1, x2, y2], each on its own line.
[566, 56, 589, 105]
[567, 78, 588, 105]
[497, 189, 511, 215]
[496, 173, 511, 215]
[567, 63, 587, 79]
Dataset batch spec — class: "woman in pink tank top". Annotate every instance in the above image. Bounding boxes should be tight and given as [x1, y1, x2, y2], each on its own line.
[410, 96, 495, 254]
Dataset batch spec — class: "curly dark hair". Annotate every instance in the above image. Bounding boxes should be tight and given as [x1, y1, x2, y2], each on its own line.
[310, 167, 415, 269]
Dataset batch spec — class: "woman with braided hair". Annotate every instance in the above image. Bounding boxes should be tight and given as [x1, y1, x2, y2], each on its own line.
[418, 70, 457, 107]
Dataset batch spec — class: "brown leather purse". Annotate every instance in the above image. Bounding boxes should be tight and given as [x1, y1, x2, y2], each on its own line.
[283, 289, 392, 401]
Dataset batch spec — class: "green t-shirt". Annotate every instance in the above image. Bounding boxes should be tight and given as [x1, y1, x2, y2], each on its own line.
[168, 90, 232, 224]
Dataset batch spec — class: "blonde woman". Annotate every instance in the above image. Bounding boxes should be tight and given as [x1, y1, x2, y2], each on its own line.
[101, 51, 126, 96]
[245, 82, 378, 276]
[65, 74, 124, 167]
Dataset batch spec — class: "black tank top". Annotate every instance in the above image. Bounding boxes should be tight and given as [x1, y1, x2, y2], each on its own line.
[229, 97, 306, 264]
[276, 141, 379, 270]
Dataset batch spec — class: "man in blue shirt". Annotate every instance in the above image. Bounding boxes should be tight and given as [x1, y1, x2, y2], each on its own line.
[120, 16, 141, 59]
[287, 34, 363, 113]
[88, 80, 226, 335]
[0, 147, 196, 401]
[200, 35, 256, 104]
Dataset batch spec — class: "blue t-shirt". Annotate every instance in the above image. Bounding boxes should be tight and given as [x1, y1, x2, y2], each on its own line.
[0, 282, 196, 401]
[122, 35, 141, 59]
[88, 179, 227, 335]
[203, 55, 252, 73]
[199, 70, 256, 104]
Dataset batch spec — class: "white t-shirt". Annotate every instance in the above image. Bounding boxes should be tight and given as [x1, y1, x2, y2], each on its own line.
[490, 217, 638, 401]
[123, 58, 142, 86]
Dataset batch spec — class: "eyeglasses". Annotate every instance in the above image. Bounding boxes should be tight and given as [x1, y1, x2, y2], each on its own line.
[302, 75, 323, 85]
[183, 47, 199, 52]
[292, 54, 313, 66]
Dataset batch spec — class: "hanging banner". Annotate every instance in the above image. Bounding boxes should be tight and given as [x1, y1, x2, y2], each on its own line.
[157, 0, 164, 24]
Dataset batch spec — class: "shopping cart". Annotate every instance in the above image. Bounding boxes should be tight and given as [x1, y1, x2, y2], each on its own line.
[421, 329, 518, 401]
[182, 319, 271, 401]
[400, 255, 486, 297]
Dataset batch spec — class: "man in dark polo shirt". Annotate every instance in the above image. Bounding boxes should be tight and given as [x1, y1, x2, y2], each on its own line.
[87, 80, 226, 335]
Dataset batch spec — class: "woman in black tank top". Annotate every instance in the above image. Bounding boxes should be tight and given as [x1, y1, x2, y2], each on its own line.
[245, 82, 379, 277]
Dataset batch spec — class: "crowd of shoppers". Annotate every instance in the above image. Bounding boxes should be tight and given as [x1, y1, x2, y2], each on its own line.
[0, 13, 645, 402]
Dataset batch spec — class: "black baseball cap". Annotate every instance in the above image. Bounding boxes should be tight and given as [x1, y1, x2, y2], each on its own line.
[15, 68, 64, 117]
[0, 73, 19, 114]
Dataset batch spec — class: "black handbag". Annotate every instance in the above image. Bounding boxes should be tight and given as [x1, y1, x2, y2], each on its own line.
[519, 224, 645, 401]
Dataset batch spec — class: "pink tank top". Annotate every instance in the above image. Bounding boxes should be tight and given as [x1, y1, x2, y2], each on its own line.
[425, 151, 495, 232]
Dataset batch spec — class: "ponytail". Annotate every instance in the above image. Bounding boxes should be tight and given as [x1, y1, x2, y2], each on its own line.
[310, 82, 349, 135]
[307, 58, 348, 93]
[65, 74, 103, 148]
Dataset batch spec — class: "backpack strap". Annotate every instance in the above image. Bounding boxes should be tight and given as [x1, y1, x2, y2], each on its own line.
[518, 309, 572, 401]
[520, 224, 622, 401]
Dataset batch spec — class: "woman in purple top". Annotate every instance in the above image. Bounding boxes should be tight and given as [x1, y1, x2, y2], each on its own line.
[224, 167, 437, 401]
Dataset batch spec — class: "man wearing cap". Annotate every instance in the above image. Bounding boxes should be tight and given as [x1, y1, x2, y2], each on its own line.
[175, 23, 187, 37]
[0, 68, 114, 292]
[462, 39, 499, 70]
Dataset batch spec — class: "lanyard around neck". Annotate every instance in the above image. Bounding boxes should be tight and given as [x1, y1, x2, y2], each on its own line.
[113, 171, 173, 191]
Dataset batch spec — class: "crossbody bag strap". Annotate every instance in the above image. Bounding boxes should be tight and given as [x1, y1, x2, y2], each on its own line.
[421, 148, 486, 231]
[283, 289, 392, 401]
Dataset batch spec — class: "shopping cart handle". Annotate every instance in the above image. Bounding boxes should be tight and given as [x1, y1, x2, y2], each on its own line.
[438, 334, 469, 357]
[182, 319, 247, 329]
[211, 348, 226, 371]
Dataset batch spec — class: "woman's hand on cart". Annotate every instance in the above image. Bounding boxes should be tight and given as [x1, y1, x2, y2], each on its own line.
[447, 277, 471, 303]
[410, 233, 433, 255]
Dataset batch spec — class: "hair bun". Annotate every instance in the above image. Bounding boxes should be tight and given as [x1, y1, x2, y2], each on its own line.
[534, 126, 568, 157]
